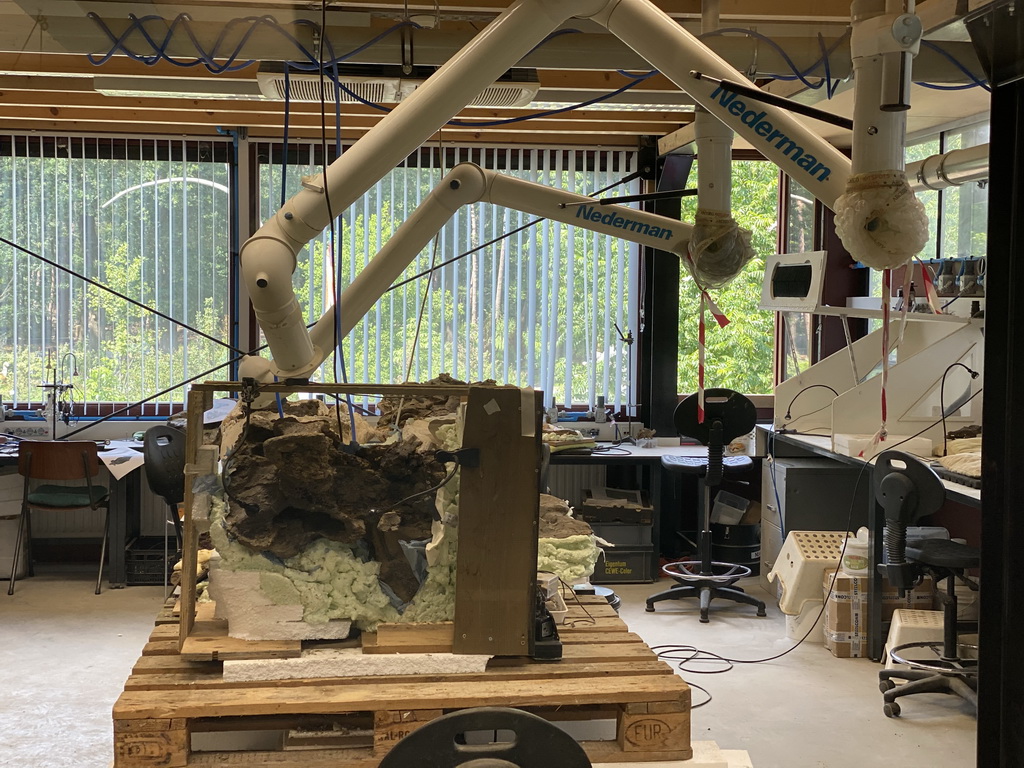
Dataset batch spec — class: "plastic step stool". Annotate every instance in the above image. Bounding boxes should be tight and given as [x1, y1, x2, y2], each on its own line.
[767, 530, 850, 616]
[883, 609, 944, 671]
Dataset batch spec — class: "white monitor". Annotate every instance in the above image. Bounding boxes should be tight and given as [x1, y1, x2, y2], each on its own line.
[759, 251, 827, 313]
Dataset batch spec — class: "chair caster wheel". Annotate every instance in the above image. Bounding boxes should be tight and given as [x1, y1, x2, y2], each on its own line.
[883, 701, 901, 718]
[645, 605, 655, 613]
[879, 680, 896, 693]
[699, 612, 709, 623]
[757, 607, 766, 617]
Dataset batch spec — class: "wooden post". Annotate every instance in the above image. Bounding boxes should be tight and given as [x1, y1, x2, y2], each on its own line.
[177, 386, 211, 650]
[454, 386, 542, 655]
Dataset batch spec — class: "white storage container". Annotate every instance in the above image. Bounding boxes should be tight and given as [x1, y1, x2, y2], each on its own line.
[711, 490, 748, 526]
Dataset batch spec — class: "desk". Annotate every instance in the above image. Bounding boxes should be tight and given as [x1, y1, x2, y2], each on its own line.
[766, 429, 981, 660]
[0, 440, 144, 588]
[550, 443, 753, 580]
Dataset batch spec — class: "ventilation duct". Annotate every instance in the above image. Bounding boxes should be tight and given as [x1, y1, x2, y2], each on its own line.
[256, 64, 540, 108]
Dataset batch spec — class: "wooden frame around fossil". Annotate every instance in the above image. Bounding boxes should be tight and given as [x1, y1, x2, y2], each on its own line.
[177, 381, 542, 658]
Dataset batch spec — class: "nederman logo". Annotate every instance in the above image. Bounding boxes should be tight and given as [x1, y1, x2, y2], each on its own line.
[710, 85, 832, 182]
[574, 205, 673, 241]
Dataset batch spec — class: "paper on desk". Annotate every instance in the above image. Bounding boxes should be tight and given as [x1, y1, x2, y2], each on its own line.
[99, 441, 145, 480]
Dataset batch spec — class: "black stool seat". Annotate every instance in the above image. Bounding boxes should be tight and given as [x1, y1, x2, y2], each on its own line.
[907, 539, 981, 570]
[661, 454, 752, 475]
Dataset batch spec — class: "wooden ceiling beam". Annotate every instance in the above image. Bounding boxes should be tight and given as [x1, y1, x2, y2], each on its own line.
[0, 84, 688, 123]
[0, 117, 641, 146]
[0, 106, 677, 137]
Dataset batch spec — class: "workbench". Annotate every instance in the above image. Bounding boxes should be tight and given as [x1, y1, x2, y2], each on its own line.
[764, 428, 981, 660]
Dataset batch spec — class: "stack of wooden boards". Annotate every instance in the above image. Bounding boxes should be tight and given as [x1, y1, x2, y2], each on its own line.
[112, 595, 704, 767]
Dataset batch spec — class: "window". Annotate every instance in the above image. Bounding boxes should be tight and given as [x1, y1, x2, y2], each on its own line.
[0, 136, 232, 413]
[871, 118, 989, 299]
[677, 159, 780, 394]
[777, 176, 815, 382]
[256, 142, 641, 409]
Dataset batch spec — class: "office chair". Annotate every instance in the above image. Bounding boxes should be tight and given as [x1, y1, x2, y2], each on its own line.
[142, 425, 186, 555]
[874, 450, 980, 718]
[377, 707, 591, 768]
[646, 389, 766, 623]
[7, 441, 110, 595]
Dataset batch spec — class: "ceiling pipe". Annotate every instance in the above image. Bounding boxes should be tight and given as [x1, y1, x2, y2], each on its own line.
[906, 143, 989, 191]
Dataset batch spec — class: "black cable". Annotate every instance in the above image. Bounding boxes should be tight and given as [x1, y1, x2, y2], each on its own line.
[940, 362, 980, 456]
[557, 576, 597, 628]
[782, 384, 840, 421]
[316, 0, 348, 447]
[375, 461, 459, 519]
[0, 235, 243, 355]
[61, 322, 318, 439]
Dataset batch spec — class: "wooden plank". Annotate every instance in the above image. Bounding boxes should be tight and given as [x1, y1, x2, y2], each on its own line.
[372, 709, 442, 756]
[122, 661, 673, 691]
[454, 386, 541, 655]
[361, 622, 454, 654]
[193, 381, 472, 397]
[113, 718, 190, 768]
[617, 703, 691, 756]
[132, 656, 222, 676]
[558, 616, 631, 632]
[142, 640, 184, 657]
[179, 387, 211, 651]
[113, 674, 688, 721]
[180, 634, 302, 662]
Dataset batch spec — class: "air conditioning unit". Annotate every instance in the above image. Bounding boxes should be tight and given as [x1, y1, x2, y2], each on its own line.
[256, 64, 540, 108]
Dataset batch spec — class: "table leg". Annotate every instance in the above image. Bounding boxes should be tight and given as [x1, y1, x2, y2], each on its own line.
[868, 469, 884, 661]
[107, 470, 141, 589]
[650, 464, 662, 581]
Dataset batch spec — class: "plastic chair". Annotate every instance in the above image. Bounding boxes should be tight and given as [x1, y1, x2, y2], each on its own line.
[142, 426, 186, 554]
[377, 706, 591, 768]
[7, 441, 110, 595]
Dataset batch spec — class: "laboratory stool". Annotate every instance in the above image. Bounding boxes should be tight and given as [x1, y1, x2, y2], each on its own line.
[874, 450, 981, 718]
[646, 389, 766, 623]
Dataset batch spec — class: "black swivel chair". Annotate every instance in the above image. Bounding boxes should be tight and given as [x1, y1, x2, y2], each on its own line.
[874, 450, 980, 718]
[646, 389, 766, 623]
[142, 425, 186, 556]
[377, 707, 591, 768]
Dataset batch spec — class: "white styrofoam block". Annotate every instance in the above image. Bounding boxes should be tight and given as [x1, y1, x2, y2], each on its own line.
[223, 647, 491, 682]
[209, 568, 352, 641]
[832, 433, 933, 460]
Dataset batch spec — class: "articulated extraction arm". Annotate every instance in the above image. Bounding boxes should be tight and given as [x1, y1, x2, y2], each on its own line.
[238, 0, 926, 382]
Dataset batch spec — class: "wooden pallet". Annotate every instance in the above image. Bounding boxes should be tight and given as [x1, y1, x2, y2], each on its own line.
[113, 597, 692, 767]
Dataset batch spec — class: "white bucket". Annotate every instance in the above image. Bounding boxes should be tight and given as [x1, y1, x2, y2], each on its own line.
[841, 528, 870, 576]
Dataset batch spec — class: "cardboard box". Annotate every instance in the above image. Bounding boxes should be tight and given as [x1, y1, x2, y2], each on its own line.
[823, 569, 934, 658]
[579, 488, 653, 525]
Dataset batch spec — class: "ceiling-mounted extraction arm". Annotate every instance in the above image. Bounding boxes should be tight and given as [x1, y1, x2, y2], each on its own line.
[238, 0, 926, 382]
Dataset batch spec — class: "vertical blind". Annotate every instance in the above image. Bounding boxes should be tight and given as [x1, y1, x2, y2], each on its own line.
[257, 142, 641, 409]
[0, 136, 231, 412]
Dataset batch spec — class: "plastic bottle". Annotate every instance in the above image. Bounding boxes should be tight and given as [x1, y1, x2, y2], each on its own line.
[841, 527, 870, 576]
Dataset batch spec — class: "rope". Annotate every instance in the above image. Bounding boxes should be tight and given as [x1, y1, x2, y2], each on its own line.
[696, 288, 730, 424]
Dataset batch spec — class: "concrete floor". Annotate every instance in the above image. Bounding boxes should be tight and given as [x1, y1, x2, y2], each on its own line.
[0, 570, 976, 768]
